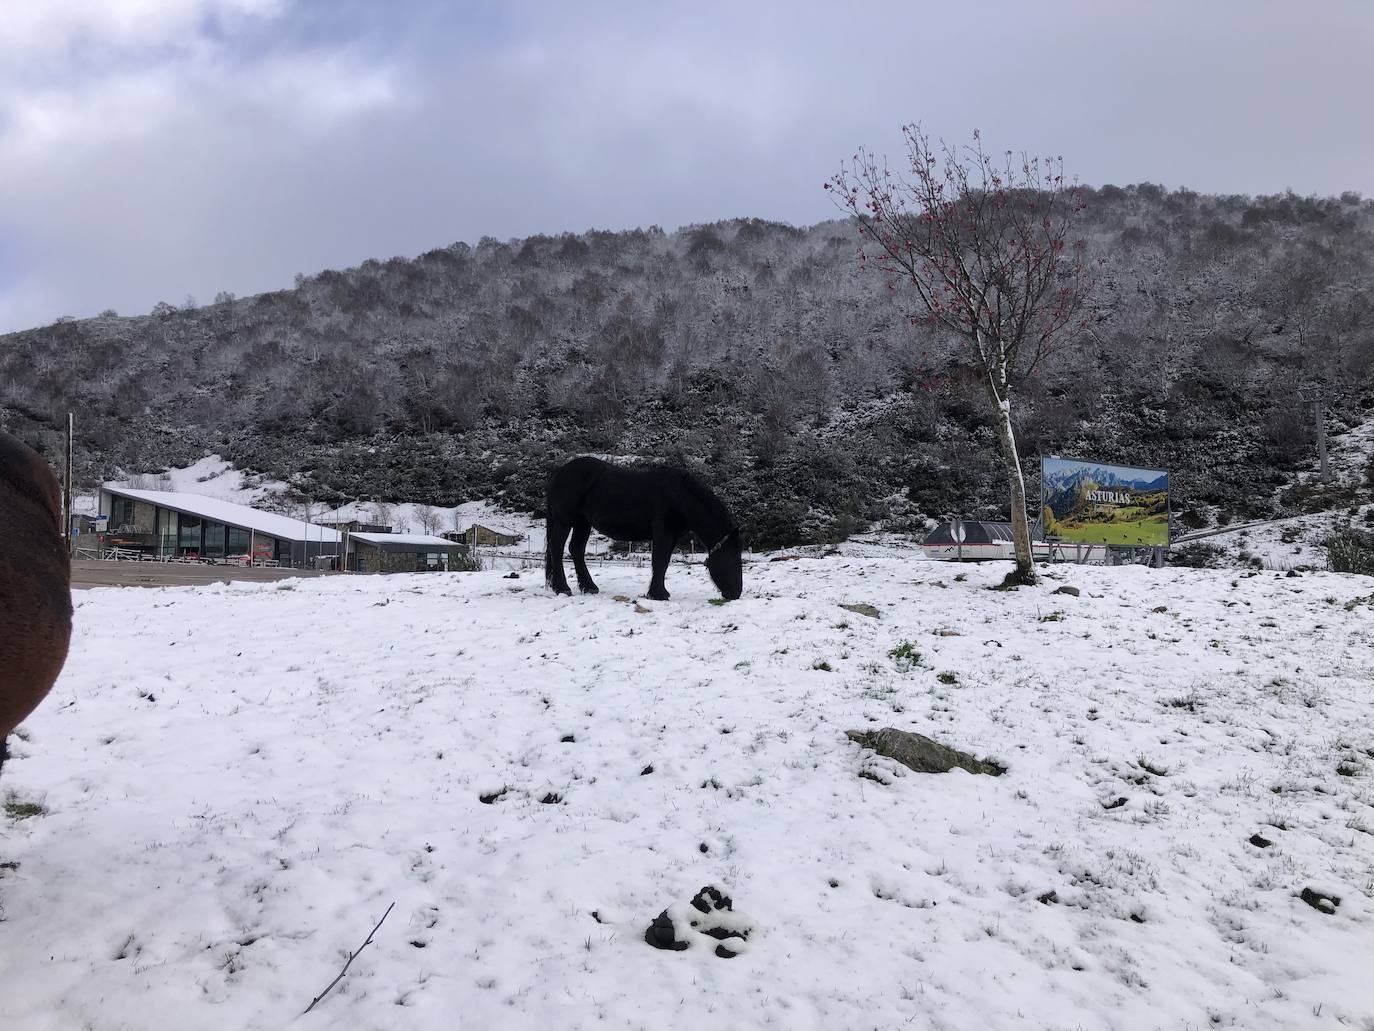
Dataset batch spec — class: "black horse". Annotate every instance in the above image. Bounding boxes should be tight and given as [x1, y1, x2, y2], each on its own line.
[545, 456, 742, 601]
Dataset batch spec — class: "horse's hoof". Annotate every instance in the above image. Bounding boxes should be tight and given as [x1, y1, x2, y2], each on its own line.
[551, 585, 573, 596]
[647, 589, 670, 602]
[579, 584, 600, 595]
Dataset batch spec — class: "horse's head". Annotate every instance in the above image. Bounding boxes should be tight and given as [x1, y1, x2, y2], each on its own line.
[705, 528, 743, 601]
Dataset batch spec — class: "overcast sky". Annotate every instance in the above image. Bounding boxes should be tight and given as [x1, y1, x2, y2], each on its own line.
[2, 0, 1371, 333]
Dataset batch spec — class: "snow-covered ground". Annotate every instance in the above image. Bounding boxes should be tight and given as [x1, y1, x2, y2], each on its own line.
[1187, 508, 1372, 571]
[1176, 414, 1374, 570]
[4, 551, 1374, 1030]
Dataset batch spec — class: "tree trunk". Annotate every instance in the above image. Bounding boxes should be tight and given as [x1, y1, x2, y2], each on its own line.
[983, 351, 1037, 585]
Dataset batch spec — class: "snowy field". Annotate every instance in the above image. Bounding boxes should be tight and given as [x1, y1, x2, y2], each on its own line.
[3, 552, 1374, 1030]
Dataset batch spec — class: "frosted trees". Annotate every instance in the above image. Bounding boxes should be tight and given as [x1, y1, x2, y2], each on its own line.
[828, 127, 1092, 584]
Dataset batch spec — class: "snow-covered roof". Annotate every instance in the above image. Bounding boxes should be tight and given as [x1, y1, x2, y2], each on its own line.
[349, 532, 459, 547]
[103, 485, 341, 543]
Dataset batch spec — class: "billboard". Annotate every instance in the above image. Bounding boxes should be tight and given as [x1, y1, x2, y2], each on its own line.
[1040, 456, 1170, 547]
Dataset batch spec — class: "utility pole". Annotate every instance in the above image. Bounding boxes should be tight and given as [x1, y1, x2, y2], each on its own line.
[1300, 384, 1331, 484]
[63, 411, 74, 548]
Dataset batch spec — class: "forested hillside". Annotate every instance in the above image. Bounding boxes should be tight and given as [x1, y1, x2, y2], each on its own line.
[3, 184, 1371, 547]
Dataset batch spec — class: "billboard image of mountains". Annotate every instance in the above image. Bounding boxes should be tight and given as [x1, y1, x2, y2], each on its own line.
[1040, 457, 1170, 547]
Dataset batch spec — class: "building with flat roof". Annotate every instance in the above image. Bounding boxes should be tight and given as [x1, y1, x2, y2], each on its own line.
[346, 532, 468, 573]
[454, 523, 523, 548]
[99, 485, 341, 567]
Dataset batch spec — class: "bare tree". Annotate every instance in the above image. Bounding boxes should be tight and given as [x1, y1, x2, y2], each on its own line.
[416, 505, 442, 536]
[828, 126, 1092, 583]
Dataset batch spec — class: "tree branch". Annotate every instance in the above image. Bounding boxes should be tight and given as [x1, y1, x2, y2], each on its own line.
[303, 901, 396, 1015]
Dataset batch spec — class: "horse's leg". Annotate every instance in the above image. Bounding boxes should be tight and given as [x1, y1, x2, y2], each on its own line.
[569, 523, 599, 594]
[545, 516, 573, 596]
[646, 525, 675, 601]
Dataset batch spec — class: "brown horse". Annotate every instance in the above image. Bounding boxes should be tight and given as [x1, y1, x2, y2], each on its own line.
[0, 431, 72, 778]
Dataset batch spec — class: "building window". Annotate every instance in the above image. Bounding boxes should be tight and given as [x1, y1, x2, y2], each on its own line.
[111, 496, 137, 529]
[203, 522, 226, 559]
[178, 515, 202, 555]
[156, 509, 178, 557]
[227, 527, 250, 556]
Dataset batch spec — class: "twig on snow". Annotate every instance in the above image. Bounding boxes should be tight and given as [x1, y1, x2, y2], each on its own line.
[303, 901, 395, 1015]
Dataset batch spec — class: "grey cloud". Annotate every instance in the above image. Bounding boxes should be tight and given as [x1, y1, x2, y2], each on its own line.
[2, 0, 1371, 331]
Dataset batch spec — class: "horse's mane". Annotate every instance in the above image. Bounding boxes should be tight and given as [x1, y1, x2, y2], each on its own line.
[665, 465, 735, 537]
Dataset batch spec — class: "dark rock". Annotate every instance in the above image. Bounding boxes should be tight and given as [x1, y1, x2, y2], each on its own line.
[839, 603, 880, 619]
[1052, 586, 1081, 597]
[640, 764, 654, 776]
[691, 886, 732, 913]
[560, 734, 575, 743]
[1249, 833, 1272, 848]
[504, 571, 520, 579]
[845, 728, 1006, 776]
[645, 885, 749, 958]
[644, 911, 688, 951]
[1102, 796, 1128, 810]
[1299, 888, 1340, 914]
[1037, 890, 1058, 905]
[699, 842, 709, 854]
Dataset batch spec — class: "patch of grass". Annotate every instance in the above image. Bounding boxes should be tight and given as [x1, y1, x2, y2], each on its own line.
[1038, 610, 1066, 623]
[1165, 690, 1203, 713]
[707, 597, 728, 607]
[887, 640, 922, 670]
[936, 671, 959, 686]
[1137, 756, 1171, 777]
[812, 660, 833, 672]
[4, 799, 46, 820]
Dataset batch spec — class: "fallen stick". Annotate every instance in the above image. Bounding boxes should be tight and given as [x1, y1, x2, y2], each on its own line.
[303, 901, 395, 1015]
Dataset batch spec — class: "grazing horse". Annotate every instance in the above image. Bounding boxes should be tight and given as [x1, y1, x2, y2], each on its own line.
[0, 431, 72, 779]
[545, 456, 742, 601]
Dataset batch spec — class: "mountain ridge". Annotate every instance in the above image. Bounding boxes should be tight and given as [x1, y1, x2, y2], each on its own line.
[2, 185, 1372, 547]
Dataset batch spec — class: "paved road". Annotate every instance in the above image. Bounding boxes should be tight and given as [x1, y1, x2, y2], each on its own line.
[71, 560, 331, 590]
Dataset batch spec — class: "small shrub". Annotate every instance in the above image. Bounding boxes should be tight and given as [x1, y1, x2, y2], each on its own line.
[1179, 509, 1208, 530]
[1327, 529, 1374, 575]
[452, 550, 483, 572]
[1169, 543, 1226, 568]
[937, 671, 959, 685]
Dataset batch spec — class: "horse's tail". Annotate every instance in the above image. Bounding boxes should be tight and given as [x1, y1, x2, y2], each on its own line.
[544, 520, 558, 588]
[544, 471, 561, 589]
